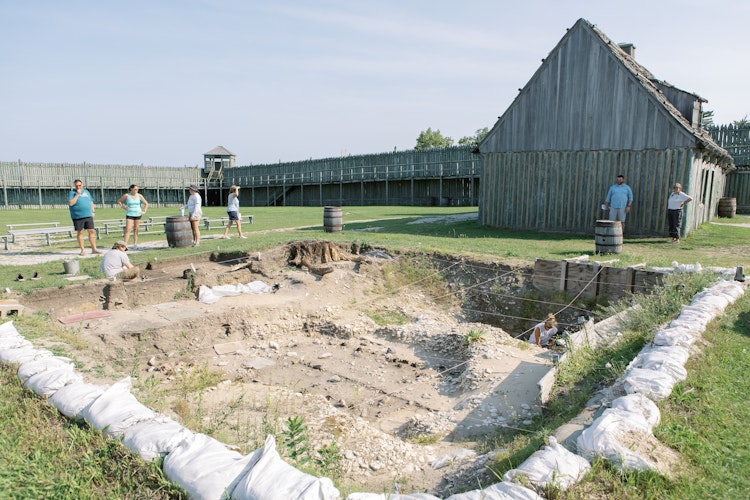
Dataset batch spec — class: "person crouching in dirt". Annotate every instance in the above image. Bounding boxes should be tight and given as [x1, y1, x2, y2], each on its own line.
[528, 313, 558, 348]
[100, 241, 140, 282]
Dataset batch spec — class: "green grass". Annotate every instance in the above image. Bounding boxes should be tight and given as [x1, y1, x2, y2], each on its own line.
[1, 206, 749, 497]
[0, 363, 185, 499]
[560, 290, 750, 499]
[2, 208, 748, 296]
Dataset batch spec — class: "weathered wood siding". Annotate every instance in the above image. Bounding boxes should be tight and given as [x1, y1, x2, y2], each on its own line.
[480, 23, 697, 153]
[0, 161, 201, 208]
[480, 149, 725, 237]
[225, 146, 481, 207]
[724, 167, 750, 214]
[709, 124, 750, 166]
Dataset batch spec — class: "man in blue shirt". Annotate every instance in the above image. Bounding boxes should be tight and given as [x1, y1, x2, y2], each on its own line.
[604, 174, 634, 233]
[67, 179, 102, 256]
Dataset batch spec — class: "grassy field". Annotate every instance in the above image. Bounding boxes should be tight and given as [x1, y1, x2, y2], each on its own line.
[1, 206, 748, 498]
[1, 207, 748, 295]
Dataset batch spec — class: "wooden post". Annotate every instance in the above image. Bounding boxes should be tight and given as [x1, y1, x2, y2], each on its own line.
[559, 260, 568, 292]
[626, 267, 637, 294]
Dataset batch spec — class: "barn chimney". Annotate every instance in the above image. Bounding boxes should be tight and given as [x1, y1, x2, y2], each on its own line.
[618, 43, 635, 57]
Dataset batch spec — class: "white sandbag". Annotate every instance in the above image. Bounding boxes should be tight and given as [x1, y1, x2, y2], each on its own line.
[675, 306, 714, 327]
[0, 346, 52, 364]
[630, 350, 687, 382]
[17, 356, 74, 382]
[690, 294, 729, 313]
[610, 394, 660, 430]
[24, 366, 83, 396]
[576, 407, 656, 471]
[0, 320, 20, 337]
[444, 481, 544, 499]
[0, 335, 32, 350]
[622, 367, 676, 400]
[503, 436, 590, 491]
[199, 280, 273, 304]
[229, 434, 340, 500]
[346, 493, 440, 499]
[48, 382, 108, 421]
[121, 417, 194, 462]
[652, 326, 698, 347]
[163, 433, 259, 500]
[711, 281, 744, 302]
[638, 344, 690, 367]
[79, 377, 156, 436]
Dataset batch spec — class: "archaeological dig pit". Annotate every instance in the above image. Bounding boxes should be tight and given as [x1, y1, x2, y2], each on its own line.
[18, 240, 624, 495]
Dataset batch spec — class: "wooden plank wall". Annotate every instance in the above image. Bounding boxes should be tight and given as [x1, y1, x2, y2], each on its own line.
[724, 167, 750, 214]
[479, 148, 730, 237]
[709, 124, 750, 166]
[533, 259, 664, 302]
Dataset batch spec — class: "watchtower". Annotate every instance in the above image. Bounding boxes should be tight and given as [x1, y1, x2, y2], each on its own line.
[203, 146, 236, 185]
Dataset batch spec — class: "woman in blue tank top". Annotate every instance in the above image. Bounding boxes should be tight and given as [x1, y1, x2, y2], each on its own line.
[117, 184, 149, 247]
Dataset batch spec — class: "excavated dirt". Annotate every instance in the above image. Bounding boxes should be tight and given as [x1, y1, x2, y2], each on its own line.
[19, 241, 562, 496]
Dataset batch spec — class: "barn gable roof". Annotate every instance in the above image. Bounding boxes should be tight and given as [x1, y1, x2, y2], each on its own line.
[479, 18, 732, 166]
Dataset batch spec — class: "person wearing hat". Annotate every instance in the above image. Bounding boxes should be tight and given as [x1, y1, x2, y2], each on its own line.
[527, 313, 558, 348]
[183, 184, 202, 247]
[100, 241, 140, 282]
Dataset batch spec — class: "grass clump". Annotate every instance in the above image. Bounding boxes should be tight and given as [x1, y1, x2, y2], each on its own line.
[381, 253, 456, 306]
[365, 308, 411, 326]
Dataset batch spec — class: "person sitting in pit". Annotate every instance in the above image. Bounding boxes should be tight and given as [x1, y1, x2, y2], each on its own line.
[100, 241, 140, 282]
[528, 313, 558, 348]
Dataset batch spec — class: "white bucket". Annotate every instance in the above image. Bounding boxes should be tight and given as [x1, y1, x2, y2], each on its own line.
[63, 259, 80, 275]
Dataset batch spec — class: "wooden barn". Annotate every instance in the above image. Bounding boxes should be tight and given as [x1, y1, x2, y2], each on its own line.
[478, 18, 734, 238]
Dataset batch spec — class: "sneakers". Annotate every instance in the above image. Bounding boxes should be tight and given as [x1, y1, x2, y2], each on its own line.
[31, 272, 41, 280]
[16, 273, 24, 282]
[192, 242, 200, 247]
[92, 249, 103, 254]
[239, 235, 247, 239]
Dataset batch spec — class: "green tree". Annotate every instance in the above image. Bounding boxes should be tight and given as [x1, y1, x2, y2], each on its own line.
[733, 115, 749, 127]
[701, 110, 714, 127]
[415, 128, 454, 150]
[458, 127, 490, 146]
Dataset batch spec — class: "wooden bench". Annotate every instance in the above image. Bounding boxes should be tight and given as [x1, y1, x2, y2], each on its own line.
[4, 222, 62, 250]
[7, 226, 100, 246]
[97, 219, 126, 235]
[203, 215, 254, 231]
[7, 222, 61, 231]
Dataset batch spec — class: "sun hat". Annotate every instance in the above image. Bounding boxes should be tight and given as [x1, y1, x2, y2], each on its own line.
[113, 241, 128, 251]
[189, 184, 199, 191]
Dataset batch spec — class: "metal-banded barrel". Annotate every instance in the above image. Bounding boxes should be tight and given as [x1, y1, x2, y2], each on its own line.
[595, 220, 623, 254]
[166, 216, 192, 247]
[323, 206, 342, 233]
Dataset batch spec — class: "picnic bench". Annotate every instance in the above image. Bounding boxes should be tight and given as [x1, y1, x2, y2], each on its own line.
[203, 215, 254, 231]
[97, 219, 126, 235]
[4, 225, 100, 249]
[97, 218, 167, 237]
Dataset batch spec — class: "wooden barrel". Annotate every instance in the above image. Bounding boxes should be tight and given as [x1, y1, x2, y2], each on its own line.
[323, 206, 343, 233]
[165, 216, 192, 247]
[718, 197, 737, 218]
[595, 220, 623, 254]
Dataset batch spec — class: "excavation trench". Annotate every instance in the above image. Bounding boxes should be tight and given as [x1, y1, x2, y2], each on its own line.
[21, 242, 577, 495]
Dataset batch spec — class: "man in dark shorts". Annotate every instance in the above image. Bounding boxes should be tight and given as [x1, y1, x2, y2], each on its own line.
[67, 179, 102, 256]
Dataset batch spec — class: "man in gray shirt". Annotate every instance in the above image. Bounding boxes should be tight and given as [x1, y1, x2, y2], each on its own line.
[100, 241, 140, 282]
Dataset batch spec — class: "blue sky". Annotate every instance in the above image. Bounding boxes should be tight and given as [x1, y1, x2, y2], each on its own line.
[1, 0, 748, 167]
